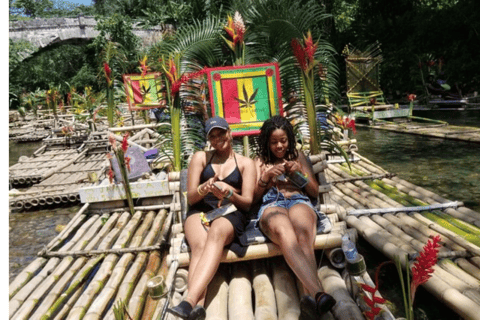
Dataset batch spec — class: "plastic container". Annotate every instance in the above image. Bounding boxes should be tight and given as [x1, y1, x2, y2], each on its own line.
[342, 234, 359, 263]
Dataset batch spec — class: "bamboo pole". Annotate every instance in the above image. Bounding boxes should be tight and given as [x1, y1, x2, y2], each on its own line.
[83, 211, 156, 320]
[455, 258, 480, 281]
[272, 259, 300, 320]
[229, 262, 254, 320]
[66, 210, 144, 319]
[52, 281, 87, 320]
[39, 211, 130, 319]
[140, 255, 169, 320]
[169, 231, 347, 267]
[317, 266, 364, 320]
[437, 259, 480, 290]
[9, 257, 48, 299]
[252, 260, 277, 320]
[31, 213, 115, 319]
[204, 268, 229, 320]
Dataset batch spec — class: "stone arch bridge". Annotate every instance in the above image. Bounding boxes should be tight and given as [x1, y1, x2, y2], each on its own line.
[9, 16, 166, 60]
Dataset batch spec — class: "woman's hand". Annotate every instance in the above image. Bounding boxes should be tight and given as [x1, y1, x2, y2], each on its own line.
[284, 160, 303, 174]
[263, 163, 286, 182]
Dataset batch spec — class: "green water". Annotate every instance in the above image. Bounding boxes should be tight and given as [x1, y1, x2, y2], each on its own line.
[354, 110, 480, 213]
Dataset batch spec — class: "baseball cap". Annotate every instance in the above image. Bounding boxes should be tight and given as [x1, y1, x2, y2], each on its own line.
[205, 116, 229, 136]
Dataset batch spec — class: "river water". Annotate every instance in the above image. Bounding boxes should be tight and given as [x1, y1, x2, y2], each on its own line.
[8, 110, 480, 318]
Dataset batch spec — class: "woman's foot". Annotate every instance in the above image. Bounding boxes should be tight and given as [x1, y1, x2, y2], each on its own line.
[167, 300, 193, 319]
[188, 305, 206, 320]
[315, 292, 336, 314]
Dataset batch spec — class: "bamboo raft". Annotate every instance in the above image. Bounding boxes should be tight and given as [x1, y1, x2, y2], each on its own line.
[324, 151, 480, 319]
[359, 121, 480, 143]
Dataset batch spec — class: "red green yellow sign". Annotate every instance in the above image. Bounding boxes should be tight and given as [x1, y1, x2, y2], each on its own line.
[206, 63, 283, 136]
[123, 72, 166, 111]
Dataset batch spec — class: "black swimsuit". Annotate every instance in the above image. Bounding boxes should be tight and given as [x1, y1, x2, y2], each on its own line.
[187, 153, 249, 257]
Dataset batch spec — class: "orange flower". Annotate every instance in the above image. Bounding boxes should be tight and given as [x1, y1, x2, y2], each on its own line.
[139, 55, 150, 77]
[224, 12, 245, 49]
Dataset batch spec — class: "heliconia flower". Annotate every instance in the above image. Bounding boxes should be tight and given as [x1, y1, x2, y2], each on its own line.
[291, 38, 307, 71]
[125, 156, 131, 172]
[139, 55, 149, 77]
[170, 68, 207, 95]
[104, 62, 112, 85]
[108, 167, 115, 184]
[408, 94, 417, 102]
[360, 283, 376, 294]
[303, 30, 317, 62]
[346, 117, 356, 134]
[224, 12, 245, 49]
[121, 132, 129, 152]
[233, 11, 245, 44]
[411, 235, 441, 301]
[108, 133, 117, 149]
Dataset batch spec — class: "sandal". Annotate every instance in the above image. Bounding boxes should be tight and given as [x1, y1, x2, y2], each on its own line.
[167, 300, 193, 319]
[315, 292, 336, 315]
[188, 305, 206, 320]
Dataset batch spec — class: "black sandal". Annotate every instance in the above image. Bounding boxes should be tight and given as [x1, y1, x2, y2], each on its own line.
[188, 305, 206, 320]
[299, 295, 317, 320]
[315, 292, 336, 314]
[167, 300, 193, 319]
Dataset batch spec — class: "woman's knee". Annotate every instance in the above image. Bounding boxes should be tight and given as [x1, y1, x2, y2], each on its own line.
[207, 224, 234, 245]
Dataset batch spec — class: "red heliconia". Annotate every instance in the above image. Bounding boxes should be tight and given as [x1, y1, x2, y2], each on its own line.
[411, 235, 441, 301]
[121, 132, 129, 153]
[408, 94, 417, 102]
[104, 62, 112, 85]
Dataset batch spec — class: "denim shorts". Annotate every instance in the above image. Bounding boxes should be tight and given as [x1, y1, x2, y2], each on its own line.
[257, 187, 316, 220]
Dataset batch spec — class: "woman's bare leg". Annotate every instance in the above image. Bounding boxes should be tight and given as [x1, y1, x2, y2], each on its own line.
[259, 207, 321, 296]
[289, 204, 321, 295]
[184, 214, 208, 306]
[185, 217, 235, 305]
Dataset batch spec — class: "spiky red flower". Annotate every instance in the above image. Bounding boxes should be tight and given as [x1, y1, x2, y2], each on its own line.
[303, 31, 317, 62]
[139, 56, 150, 77]
[104, 62, 112, 84]
[408, 94, 417, 102]
[121, 132, 129, 152]
[291, 38, 307, 71]
[170, 68, 207, 95]
[346, 117, 356, 134]
[108, 167, 115, 184]
[411, 235, 441, 301]
[125, 156, 131, 172]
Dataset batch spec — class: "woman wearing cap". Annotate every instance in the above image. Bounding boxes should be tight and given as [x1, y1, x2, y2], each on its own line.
[169, 116, 256, 320]
[253, 115, 335, 319]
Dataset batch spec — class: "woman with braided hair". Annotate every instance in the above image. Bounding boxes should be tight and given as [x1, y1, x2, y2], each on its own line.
[254, 115, 335, 319]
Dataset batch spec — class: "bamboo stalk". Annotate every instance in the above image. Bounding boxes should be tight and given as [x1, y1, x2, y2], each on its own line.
[9, 257, 48, 299]
[317, 266, 364, 320]
[272, 259, 300, 320]
[437, 259, 480, 290]
[52, 281, 87, 320]
[66, 210, 144, 319]
[252, 260, 277, 320]
[204, 268, 229, 320]
[169, 231, 347, 267]
[455, 258, 480, 281]
[229, 262, 254, 320]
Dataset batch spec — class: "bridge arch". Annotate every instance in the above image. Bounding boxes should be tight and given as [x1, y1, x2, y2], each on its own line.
[9, 16, 165, 61]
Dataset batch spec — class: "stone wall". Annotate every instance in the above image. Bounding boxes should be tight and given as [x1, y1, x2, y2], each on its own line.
[9, 16, 165, 50]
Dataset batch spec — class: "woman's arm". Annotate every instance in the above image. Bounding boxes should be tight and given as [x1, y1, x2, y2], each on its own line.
[297, 152, 319, 199]
[252, 157, 286, 204]
[187, 151, 209, 206]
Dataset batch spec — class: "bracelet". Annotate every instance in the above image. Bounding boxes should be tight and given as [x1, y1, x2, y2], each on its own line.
[224, 189, 234, 199]
[197, 185, 207, 196]
[259, 176, 269, 186]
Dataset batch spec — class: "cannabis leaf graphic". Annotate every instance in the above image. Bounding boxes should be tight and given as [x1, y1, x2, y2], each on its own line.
[235, 85, 258, 117]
